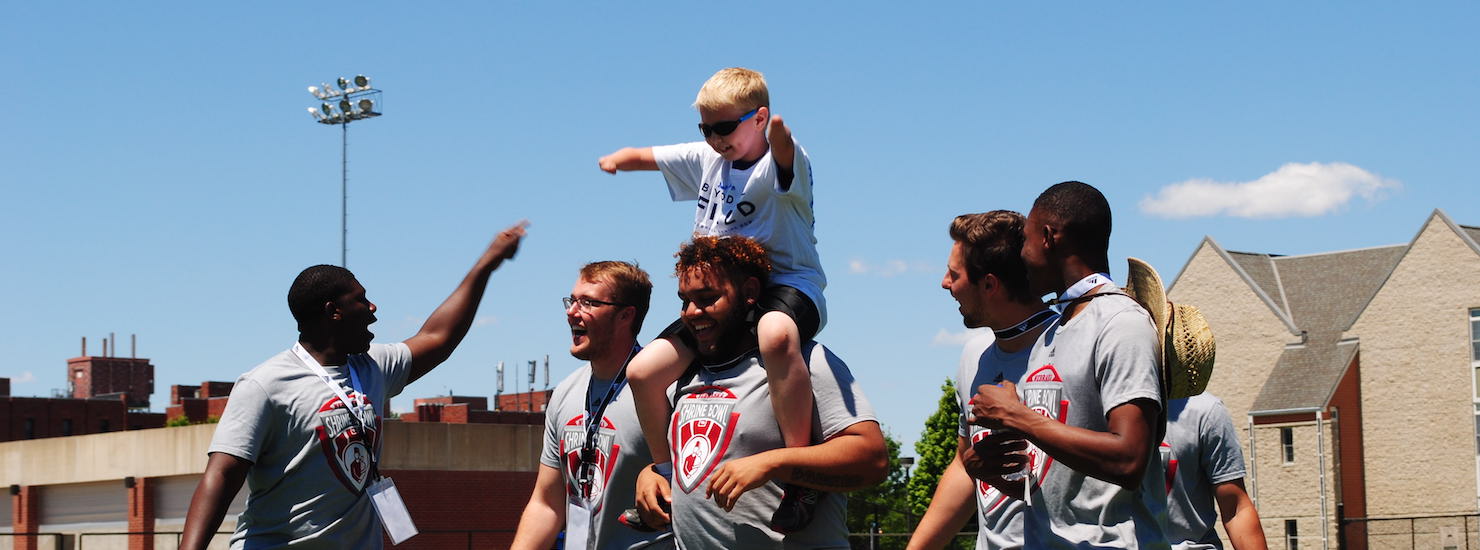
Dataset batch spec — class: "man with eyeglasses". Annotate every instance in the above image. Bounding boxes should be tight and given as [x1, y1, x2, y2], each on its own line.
[511, 261, 672, 550]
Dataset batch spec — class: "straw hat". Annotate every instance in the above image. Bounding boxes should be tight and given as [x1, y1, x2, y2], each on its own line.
[1123, 257, 1215, 400]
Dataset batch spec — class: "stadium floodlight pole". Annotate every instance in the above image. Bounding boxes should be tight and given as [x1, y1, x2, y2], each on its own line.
[305, 75, 382, 267]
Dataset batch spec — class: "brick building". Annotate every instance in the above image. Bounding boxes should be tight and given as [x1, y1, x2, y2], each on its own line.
[1168, 209, 1480, 549]
[1, 391, 544, 550]
[67, 355, 154, 408]
[0, 378, 165, 442]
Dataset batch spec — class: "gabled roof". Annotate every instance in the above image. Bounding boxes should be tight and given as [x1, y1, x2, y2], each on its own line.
[1172, 209, 1477, 414]
[1251, 338, 1359, 414]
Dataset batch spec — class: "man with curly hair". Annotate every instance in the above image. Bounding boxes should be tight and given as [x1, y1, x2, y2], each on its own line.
[632, 236, 887, 549]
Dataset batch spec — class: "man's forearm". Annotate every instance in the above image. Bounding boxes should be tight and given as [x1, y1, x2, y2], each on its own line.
[509, 501, 564, 550]
[768, 421, 887, 492]
[1008, 400, 1156, 489]
[907, 454, 975, 550]
[1216, 480, 1269, 550]
[180, 454, 249, 550]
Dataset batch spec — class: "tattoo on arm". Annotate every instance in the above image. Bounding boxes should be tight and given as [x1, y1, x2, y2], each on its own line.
[790, 467, 862, 490]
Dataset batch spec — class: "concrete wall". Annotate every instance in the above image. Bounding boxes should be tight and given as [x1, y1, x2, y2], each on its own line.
[1168, 242, 1296, 435]
[1348, 215, 1480, 517]
[1250, 420, 1340, 550]
[0, 421, 543, 487]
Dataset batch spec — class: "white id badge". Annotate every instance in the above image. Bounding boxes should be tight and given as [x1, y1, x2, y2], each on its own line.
[565, 501, 591, 550]
[368, 477, 419, 545]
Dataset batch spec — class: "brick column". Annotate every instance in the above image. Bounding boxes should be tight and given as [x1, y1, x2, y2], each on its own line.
[127, 477, 155, 550]
[12, 485, 40, 550]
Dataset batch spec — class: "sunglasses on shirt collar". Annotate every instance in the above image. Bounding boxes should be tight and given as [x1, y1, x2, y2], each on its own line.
[697, 108, 758, 138]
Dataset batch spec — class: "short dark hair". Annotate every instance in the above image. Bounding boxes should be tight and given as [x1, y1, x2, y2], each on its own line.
[949, 211, 1036, 303]
[579, 261, 654, 336]
[1032, 181, 1112, 268]
[675, 236, 772, 287]
[287, 265, 358, 325]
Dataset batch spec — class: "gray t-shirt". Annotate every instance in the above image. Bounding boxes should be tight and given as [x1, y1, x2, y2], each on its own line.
[1019, 287, 1169, 549]
[539, 361, 668, 550]
[1164, 394, 1245, 550]
[668, 342, 875, 549]
[955, 329, 1041, 550]
[209, 343, 412, 549]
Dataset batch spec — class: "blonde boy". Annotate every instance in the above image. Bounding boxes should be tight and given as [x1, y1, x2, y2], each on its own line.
[598, 67, 827, 532]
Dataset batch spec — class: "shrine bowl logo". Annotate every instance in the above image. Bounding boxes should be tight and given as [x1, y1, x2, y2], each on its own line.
[1018, 365, 1068, 484]
[670, 386, 739, 494]
[560, 414, 620, 508]
[315, 393, 379, 493]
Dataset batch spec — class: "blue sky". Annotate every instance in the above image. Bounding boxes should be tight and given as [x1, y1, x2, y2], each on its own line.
[3, 3, 1477, 454]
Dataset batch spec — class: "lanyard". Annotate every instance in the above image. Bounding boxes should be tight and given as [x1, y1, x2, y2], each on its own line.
[993, 309, 1060, 340]
[1058, 272, 1112, 303]
[292, 343, 374, 439]
[577, 344, 640, 494]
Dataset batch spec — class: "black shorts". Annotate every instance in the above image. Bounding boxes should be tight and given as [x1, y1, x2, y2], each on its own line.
[658, 284, 821, 346]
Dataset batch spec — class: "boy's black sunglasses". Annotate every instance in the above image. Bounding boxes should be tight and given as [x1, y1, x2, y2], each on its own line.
[697, 108, 758, 138]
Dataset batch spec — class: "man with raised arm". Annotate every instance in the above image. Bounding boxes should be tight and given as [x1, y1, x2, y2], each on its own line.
[179, 222, 526, 550]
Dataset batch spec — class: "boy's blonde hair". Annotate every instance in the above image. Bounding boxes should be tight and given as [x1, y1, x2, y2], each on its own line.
[694, 67, 770, 113]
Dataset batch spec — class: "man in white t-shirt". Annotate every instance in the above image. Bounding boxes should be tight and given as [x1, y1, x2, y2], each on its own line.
[512, 261, 674, 550]
[971, 181, 1169, 549]
[179, 222, 526, 550]
[909, 211, 1058, 550]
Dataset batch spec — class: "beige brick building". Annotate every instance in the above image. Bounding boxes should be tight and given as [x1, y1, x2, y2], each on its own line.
[1166, 210, 1480, 550]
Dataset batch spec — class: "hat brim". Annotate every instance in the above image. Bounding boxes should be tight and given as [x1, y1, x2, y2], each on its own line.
[1125, 257, 1169, 337]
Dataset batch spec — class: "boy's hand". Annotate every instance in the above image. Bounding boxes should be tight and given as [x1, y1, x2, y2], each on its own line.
[598, 153, 620, 174]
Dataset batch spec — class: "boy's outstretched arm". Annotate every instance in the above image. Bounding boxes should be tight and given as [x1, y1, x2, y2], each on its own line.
[598, 147, 657, 173]
[767, 114, 796, 189]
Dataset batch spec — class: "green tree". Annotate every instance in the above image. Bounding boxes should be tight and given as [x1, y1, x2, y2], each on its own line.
[907, 378, 961, 518]
[847, 431, 910, 549]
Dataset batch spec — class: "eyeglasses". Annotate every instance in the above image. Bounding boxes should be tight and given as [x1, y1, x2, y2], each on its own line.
[563, 296, 630, 312]
[697, 108, 758, 138]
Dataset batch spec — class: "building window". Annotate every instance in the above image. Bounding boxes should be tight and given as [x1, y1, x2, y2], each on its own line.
[99, 419, 111, 432]
[61, 419, 73, 436]
[1285, 519, 1298, 550]
[1281, 427, 1295, 463]
[23, 418, 35, 439]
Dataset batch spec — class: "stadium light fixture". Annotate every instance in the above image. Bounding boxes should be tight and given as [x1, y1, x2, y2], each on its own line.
[303, 75, 383, 268]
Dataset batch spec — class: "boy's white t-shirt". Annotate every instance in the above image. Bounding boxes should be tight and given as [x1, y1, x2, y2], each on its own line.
[652, 141, 827, 326]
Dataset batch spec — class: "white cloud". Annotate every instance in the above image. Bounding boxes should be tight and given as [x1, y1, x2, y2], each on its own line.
[1140, 162, 1400, 219]
[849, 258, 935, 278]
[931, 328, 990, 347]
[13, 371, 35, 384]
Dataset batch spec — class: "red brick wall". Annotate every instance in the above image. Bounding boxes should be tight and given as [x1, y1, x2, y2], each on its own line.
[1330, 354, 1367, 550]
[128, 477, 155, 550]
[495, 390, 551, 412]
[8, 398, 49, 440]
[199, 381, 234, 399]
[378, 469, 538, 549]
[170, 385, 199, 405]
[13, 485, 39, 550]
[414, 395, 490, 410]
[67, 357, 154, 407]
[85, 399, 126, 434]
[126, 412, 165, 430]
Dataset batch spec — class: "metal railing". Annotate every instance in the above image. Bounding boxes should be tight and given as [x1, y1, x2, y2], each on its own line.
[1341, 513, 1480, 550]
[846, 531, 976, 550]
